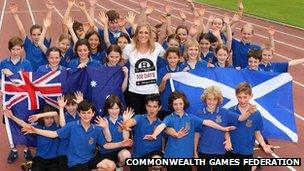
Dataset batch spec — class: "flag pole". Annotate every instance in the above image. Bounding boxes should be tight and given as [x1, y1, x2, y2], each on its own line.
[1, 72, 14, 148]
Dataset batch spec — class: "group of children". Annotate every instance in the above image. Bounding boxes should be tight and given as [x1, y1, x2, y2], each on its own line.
[1, 0, 302, 171]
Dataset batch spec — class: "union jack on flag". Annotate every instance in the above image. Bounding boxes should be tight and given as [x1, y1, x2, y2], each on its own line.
[3, 71, 63, 110]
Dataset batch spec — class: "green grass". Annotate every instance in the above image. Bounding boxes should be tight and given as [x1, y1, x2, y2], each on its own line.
[196, 0, 304, 28]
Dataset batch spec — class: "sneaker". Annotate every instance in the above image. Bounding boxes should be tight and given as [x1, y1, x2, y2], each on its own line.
[24, 149, 33, 161]
[116, 166, 123, 171]
[7, 149, 18, 163]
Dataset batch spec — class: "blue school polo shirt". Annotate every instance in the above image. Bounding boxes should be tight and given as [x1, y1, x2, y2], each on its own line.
[91, 50, 106, 64]
[37, 64, 66, 73]
[98, 27, 133, 51]
[132, 114, 163, 158]
[214, 62, 233, 68]
[195, 107, 238, 155]
[57, 112, 80, 156]
[162, 112, 204, 158]
[34, 122, 60, 159]
[0, 58, 33, 74]
[179, 60, 208, 71]
[259, 62, 288, 73]
[100, 115, 124, 154]
[60, 47, 76, 67]
[56, 121, 106, 168]
[157, 65, 182, 112]
[231, 38, 260, 69]
[68, 57, 101, 71]
[229, 105, 263, 155]
[201, 51, 217, 64]
[24, 36, 51, 71]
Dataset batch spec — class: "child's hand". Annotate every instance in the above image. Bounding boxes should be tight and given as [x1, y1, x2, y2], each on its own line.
[77, 62, 87, 69]
[223, 139, 233, 151]
[4, 109, 14, 119]
[57, 96, 67, 109]
[143, 134, 157, 140]
[194, 151, 199, 158]
[118, 17, 127, 28]
[88, 0, 97, 7]
[28, 115, 39, 123]
[223, 14, 230, 25]
[267, 26, 275, 37]
[95, 116, 109, 128]
[207, 15, 215, 23]
[262, 144, 273, 154]
[118, 121, 131, 131]
[9, 2, 18, 14]
[45, 0, 54, 10]
[77, 1, 86, 12]
[21, 124, 36, 135]
[43, 15, 52, 28]
[64, 16, 74, 29]
[207, 62, 215, 68]
[2, 69, 14, 76]
[68, 0, 76, 8]
[231, 13, 241, 23]
[238, 0, 244, 11]
[74, 91, 84, 104]
[98, 11, 108, 25]
[196, 6, 205, 16]
[248, 104, 257, 114]
[224, 126, 236, 132]
[145, 6, 155, 16]
[175, 126, 189, 139]
[164, 1, 172, 15]
[126, 11, 136, 24]
[139, 0, 148, 10]
[121, 139, 133, 147]
[162, 73, 171, 82]
[122, 107, 134, 121]
[179, 11, 187, 21]
[122, 66, 129, 76]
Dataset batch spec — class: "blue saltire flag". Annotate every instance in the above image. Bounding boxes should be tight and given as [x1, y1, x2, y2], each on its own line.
[2, 67, 124, 146]
[169, 67, 297, 142]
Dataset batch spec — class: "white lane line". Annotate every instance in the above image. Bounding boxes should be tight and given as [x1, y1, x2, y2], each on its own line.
[168, 0, 304, 41]
[0, 0, 7, 31]
[295, 112, 304, 122]
[52, 5, 63, 18]
[271, 153, 297, 171]
[26, 0, 36, 25]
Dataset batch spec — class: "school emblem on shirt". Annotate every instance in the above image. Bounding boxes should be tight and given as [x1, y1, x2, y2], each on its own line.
[215, 115, 222, 124]
[88, 137, 94, 145]
[246, 119, 253, 128]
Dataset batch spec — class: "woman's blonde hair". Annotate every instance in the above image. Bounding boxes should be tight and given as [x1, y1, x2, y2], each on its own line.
[132, 23, 155, 53]
[201, 85, 223, 105]
[184, 38, 201, 61]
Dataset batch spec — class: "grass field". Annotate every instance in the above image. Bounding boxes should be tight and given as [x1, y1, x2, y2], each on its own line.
[196, 0, 304, 28]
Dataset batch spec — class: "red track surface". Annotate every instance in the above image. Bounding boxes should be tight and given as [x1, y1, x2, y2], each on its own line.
[0, 0, 303, 170]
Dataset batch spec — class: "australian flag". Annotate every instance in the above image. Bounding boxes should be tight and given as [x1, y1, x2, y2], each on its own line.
[2, 67, 124, 146]
[170, 68, 297, 142]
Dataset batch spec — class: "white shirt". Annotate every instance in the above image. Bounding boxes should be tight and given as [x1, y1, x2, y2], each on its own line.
[123, 42, 165, 94]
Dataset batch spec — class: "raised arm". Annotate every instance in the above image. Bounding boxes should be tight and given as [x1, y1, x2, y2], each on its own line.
[187, 0, 199, 17]
[179, 11, 187, 25]
[95, 116, 112, 142]
[164, 1, 173, 35]
[9, 2, 26, 39]
[57, 96, 67, 127]
[28, 111, 58, 124]
[267, 26, 275, 51]
[63, 17, 79, 44]
[88, 0, 97, 22]
[22, 125, 59, 138]
[98, 11, 111, 48]
[288, 58, 304, 67]
[78, 1, 95, 32]
[126, 11, 137, 35]
[223, 15, 232, 51]
[4, 109, 28, 127]
[159, 73, 171, 92]
[203, 15, 214, 33]
[121, 67, 129, 92]
[38, 14, 52, 54]
[62, 0, 75, 34]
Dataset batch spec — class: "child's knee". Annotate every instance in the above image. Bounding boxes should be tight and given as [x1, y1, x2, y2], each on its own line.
[118, 149, 131, 162]
[97, 159, 116, 171]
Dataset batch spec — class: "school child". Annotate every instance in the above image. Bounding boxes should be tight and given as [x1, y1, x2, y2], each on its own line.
[227, 82, 273, 171]
[21, 100, 133, 171]
[175, 25, 188, 53]
[120, 94, 164, 171]
[194, 86, 253, 171]
[97, 95, 131, 170]
[84, 30, 107, 63]
[157, 47, 182, 119]
[55, 34, 75, 67]
[0, 36, 33, 164]
[4, 106, 60, 171]
[144, 91, 235, 171]
[259, 45, 304, 73]
[243, 49, 263, 71]
[180, 39, 209, 71]
[9, 1, 52, 71]
[204, 16, 227, 44]
[199, 33, 217, 64]
[37, 47, 66, 72]
[68, 39, 101, 71]
[116, 33, 132, 51]
[214, 45, 233, 68]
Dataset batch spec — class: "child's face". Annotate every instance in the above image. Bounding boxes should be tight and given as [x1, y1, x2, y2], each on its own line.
[168, 39, 180, 48]
[88, 34, 100, 51]
[57, 39, 71, 53]
[117, 37, 128, 50]
[31, 28, 42, 44]
[216, 49, 229, 65]
[107, 103, 120, 118]
[107, 51, 121, 66]
[65, 102, 78, 114]
[176, 28, 188, 43]
[172, 98, 184, 114]
[199, 39, 211, 52]
[236, 92, 252, 108]
[187, 46, 199, 61]
[210, 42, 218, 51]
[75, 26, 84, 38]
[108, 20, 119, 32]
[77, 45, 90, 60]
[212, 18, 223, 31]
[137, 26, 150, 44]
[43, 116, 54, 127]
[48, 51, 61, 67]
[146, 101, 161, 118]
[261, 49, 273, 63]
[10, 45, 23, 58]
[167, 52, 180, 67]
[79, 108, 95, 124]
[205, 93, 219, 111]
[241, 28, 253, 43]
[248, 57, 260, 70]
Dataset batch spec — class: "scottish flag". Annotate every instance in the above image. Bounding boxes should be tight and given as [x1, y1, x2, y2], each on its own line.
[170, 68, 297, 142]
